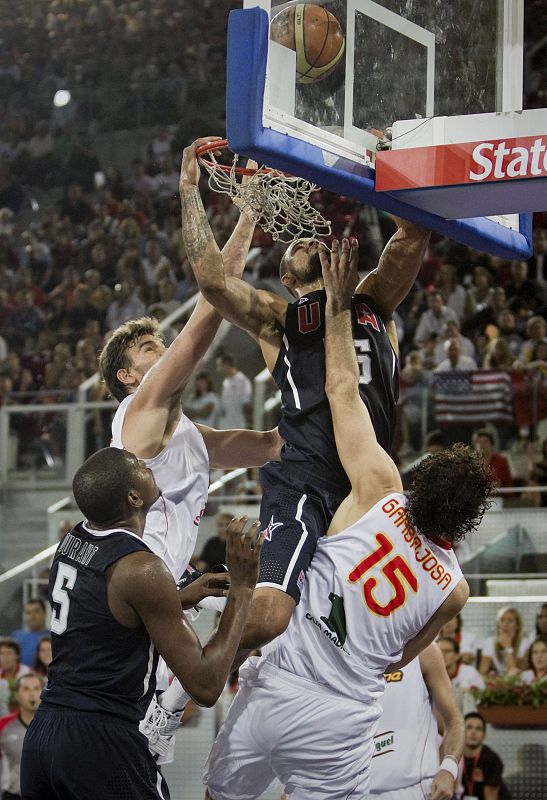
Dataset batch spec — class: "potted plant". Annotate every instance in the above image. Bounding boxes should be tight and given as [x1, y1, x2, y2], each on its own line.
[472, 674, 547, 728]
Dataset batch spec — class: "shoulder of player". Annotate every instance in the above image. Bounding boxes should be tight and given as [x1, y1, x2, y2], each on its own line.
[440, 577, 469, 618]
[108, 549, 172, 595]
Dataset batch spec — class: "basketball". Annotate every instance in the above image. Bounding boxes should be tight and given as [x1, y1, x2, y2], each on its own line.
[270, 3, 345, 85]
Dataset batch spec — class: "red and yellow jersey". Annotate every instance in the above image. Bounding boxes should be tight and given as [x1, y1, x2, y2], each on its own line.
[262, 492, 463, 704]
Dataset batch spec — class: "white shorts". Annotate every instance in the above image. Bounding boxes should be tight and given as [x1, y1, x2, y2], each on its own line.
[204, 658, 381, 800]
[371, 779, 433, 800]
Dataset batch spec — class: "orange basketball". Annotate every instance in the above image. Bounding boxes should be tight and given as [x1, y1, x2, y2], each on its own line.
[270, 3, 345, 85]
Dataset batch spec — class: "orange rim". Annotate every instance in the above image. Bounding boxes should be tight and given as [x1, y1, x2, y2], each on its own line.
[196, 139, 290, 177]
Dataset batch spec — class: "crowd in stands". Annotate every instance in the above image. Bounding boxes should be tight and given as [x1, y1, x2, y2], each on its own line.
[0, 3, 543, 481]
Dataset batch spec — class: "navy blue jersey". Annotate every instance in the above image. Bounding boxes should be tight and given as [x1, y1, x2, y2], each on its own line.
[274, 290, 399, 489]
[43, 522, 159, 723]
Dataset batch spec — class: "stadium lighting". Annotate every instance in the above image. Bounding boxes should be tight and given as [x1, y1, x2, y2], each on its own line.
[53, 89, 71, 108]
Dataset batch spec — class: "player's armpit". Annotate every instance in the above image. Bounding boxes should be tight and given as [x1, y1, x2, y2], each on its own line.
[195, 425, 283, 469]
[387, 578, 469, 672]
[357, 221, 430, 320]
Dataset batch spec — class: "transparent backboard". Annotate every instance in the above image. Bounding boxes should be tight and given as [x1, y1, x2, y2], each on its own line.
[246, 0, 523, 165]
[227, 0, 532, 257]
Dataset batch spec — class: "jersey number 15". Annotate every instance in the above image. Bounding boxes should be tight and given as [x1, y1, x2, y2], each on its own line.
[348, 532, 418, 617]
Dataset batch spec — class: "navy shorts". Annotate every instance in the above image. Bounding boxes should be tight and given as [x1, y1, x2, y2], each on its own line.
[258, 459, 348, 603]
[21, 705, 170, 800]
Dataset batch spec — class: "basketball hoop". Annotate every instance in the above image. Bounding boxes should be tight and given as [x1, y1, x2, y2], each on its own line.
[196, 140, 331, 243]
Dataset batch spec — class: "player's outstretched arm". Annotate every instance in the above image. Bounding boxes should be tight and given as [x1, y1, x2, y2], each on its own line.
[195, 425, 283, 468]
[386, 578, 469, 672]
[180, 138, 286, 356]
[321, 239, 401, 510]
[420, 643, 464, 800]
[357, 217, 430, 321]
[114, 518, 264, 707]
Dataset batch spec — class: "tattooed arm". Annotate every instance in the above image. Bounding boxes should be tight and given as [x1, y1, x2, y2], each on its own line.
[180, 139, 286, 367]
[120, 140, 256, 458]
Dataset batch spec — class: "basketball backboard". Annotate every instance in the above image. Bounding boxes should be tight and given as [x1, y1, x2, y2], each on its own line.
[226, 0, 536, 258]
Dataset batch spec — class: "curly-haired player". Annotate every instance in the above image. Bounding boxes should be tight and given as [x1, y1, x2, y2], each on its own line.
[203, 240, 492, 800]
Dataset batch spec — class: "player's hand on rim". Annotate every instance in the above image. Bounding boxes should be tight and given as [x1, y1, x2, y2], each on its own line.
[319, 237, 359, 311]
[224, 517, 265, 591]
[180, 136, 223, 190]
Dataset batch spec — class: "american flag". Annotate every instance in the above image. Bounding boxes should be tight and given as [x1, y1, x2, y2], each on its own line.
[432, 370, 513, 426]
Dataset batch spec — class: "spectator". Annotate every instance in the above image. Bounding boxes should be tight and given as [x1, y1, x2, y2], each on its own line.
[400, 429, 447, 489]
[438, 637, 484, 696]
[528, 226, 547, 284]
[105, 280, 146, 331]
[460, 712, 511, 800]
[0, 290, 15, 338]
[0, 673, 43, 800]
[479, 606, 527, 676]
[531, 602, 547, 638]
[434, 262, 467, 321]
[465, 266, 494, 319]
[438, 613, 478, 665]
[520, 635, 547, 684]
[65, 286, 101, 335]
[58, 184, 93, 226]
[194, 512, 231, 572]
[505, 260, 544, 309]
[483, 337, 517, 370]
[496, 309, 524, 358]
[154, 278, 179, 317]
[414, 290, 460, 347]
[215, 353, 252, 430]
[1, 353, 33, 394]
[23, 120, 57, 187]
[434, 337, 478, 372]
[32, 637, 52, 682]
[185, 372, 219, 427]
[4, 290, 44, 352]
[519, 315, 547, 363]
[85, 269, 113, 318]
[126, 158, 156, 199]
[10, 599, 48, 667]
[151, 153, 180, 200]
[398, 350, 429, 454]
[433, 319, 476, 365]
[473, 429, 512, 488]
[0, 640, 30, 708]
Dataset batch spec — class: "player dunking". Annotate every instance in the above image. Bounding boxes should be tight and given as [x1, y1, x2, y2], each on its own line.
[20, 447, 263, 800]
[180, 137, 431, 649]
[203, 240, 492, 800]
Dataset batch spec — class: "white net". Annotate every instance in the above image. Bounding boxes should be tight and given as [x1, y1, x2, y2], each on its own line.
[199, 150, 331, 242]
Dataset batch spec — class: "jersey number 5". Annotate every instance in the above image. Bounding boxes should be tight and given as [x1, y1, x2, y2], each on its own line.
[354, 339, 371, 385]
[51, 562, 78, 635]
[348, 532, 418, 617]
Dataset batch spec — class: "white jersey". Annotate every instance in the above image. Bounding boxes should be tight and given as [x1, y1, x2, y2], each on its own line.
[370, 657, 439, 794]
[263, 492, 463, 705]
[111, 393, 209, 581]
